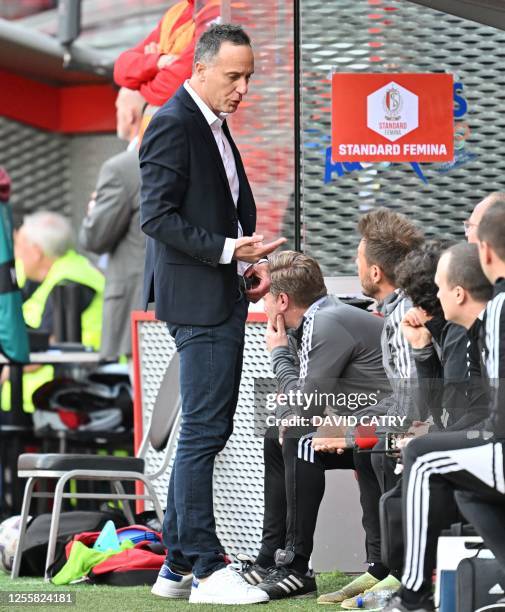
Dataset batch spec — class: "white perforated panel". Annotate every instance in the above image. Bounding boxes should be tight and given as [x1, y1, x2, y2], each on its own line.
[137, 318, 273, 557]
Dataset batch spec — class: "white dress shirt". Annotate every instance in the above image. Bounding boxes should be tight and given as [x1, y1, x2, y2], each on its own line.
[184, 81, 249, 274]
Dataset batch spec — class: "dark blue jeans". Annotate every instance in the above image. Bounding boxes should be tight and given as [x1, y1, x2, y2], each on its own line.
[163, 295, 248, 578]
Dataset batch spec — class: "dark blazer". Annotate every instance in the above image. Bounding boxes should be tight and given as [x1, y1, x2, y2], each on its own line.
[139, 86, 256, 325]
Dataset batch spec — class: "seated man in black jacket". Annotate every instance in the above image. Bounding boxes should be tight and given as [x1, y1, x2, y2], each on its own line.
[384, 207, 505, 612]
[397, 241, 491, 431]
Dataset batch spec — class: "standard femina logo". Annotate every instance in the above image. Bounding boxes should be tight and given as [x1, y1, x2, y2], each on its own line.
[383, 85, 402, 121]
[367, 81, 418, 142]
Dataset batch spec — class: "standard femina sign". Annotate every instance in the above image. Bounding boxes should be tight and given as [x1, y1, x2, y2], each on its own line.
[332, 73, 454, 162]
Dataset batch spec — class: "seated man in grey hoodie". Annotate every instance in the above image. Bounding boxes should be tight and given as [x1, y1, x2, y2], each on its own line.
[317, 208, 425, 609]
[237, 251, 390, 601]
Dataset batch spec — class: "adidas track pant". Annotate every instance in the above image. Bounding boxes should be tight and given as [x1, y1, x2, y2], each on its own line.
[259, 427, 354, 565]
[401, 431, 505, 593]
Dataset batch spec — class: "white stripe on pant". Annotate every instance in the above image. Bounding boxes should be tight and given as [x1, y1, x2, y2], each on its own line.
[402, 442, 505, 591]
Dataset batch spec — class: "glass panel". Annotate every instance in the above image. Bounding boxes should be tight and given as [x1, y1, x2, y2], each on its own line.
[226, 0, 296, 247]
[300, 0, 505, 275]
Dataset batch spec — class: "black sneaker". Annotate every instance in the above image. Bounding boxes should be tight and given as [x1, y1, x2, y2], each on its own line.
[257, 565, 317, 600]
[234, 553, 270, 586]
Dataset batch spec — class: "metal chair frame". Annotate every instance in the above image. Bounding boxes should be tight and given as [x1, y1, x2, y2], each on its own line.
[11, 368, 181, 581]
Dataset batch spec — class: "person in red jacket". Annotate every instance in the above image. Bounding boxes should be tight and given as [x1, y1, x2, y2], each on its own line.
[114, 0, 220, 110]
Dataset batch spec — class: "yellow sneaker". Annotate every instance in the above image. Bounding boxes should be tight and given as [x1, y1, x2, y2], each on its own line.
[341, 574, 401, 610]
[317, 572, 379, 604]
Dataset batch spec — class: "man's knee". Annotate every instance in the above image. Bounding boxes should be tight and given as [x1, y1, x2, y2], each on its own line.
[403, 436, 431, 466]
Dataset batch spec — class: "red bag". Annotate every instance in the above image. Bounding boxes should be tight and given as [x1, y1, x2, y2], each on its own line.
[89, 544, 166, 586]
[65, 525, 166, 586]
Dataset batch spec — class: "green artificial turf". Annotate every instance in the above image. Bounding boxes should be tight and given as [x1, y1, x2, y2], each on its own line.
[0, 570, 352, 612]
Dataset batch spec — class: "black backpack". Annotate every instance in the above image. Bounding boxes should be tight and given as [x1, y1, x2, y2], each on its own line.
[456, 556, 505, 612]
[20, 510, 127, 576]
[379, 479, 404, 570]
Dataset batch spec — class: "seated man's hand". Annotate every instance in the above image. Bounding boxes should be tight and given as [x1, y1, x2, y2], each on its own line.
[311, 437, 347, 454]
[245, 261, 269, 302]
[312, 424, 349, 454]
[407, 420, 430, 439]
[396, 422, 431, 451]
[265, 314, 288, 352]
[401, 308, 432, 349]
[233, 235, 286, 264]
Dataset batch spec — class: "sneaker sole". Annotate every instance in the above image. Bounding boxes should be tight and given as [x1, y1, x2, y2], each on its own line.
[318, 589, 376, 605]
[189, 594, 269, 605]
[317, 595, 349, 604]
[267, 589, 317, 601]
[151, 583, 191, 599]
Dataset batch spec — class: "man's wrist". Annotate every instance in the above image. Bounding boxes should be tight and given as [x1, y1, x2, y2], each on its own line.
[412, 342, 434, 354]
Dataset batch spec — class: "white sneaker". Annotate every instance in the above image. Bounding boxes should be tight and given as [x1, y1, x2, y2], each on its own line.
[189, 566, 270, 605]
[151, 563, 193, 598]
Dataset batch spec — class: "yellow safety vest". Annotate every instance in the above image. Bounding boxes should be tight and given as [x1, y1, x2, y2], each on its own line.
[1, 250, 104, 413]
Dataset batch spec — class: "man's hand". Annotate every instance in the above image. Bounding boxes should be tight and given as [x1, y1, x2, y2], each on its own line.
[157, 54, 177, 70]
[311, 437, 347, 454]
[266, 314, 288, 352]
[245, 261, 270, 302]
[311, 424, 348, 454]
[144, 42, 159, 54]
[401, 308, 432, 349]
[396, 421, 431, 451]
[411, 306, 431, 326]
[233, 235, 286, 264]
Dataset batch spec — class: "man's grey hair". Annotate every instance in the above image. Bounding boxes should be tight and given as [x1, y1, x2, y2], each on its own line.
[193, 24, 251, 68]
[22, 211, 74, 258]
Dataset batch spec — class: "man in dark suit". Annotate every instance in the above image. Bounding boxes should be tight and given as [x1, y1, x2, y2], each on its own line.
[139, 24, 284, 605]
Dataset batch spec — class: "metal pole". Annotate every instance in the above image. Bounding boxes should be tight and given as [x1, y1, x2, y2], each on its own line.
[293, 0, 302, 251]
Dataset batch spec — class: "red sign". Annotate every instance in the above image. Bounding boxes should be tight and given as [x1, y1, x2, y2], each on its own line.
[332, 73, 454, 162]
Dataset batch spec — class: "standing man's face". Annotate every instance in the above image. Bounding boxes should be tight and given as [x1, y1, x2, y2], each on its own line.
[197, 42, 254, 115]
